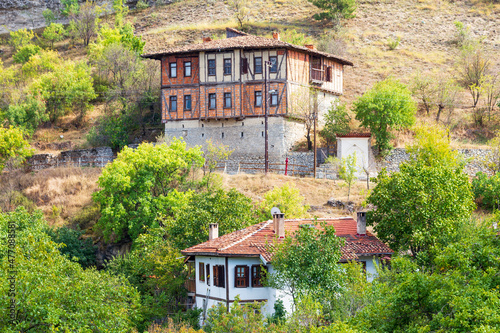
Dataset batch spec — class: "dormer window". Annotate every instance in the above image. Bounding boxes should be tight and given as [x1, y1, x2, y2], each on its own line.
[208, 59, 216, 76]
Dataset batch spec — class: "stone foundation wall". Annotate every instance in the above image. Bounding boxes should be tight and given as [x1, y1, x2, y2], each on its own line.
[27, 147, 114, 170]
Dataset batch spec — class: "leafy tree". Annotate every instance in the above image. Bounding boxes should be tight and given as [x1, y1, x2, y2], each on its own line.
[203, 140, 233, 189]
[6, 95, 48, 134]
[280, 29, 314, 46]
[267, 220, 345, 306]
[21, 49, 60, 77]
[9, 28, 35, 51]
[41, 22, 66, 48]
[339, 152, 357, 201]
[353, 77, 416, 153]
[113, 0, 129, 28]
[0, 208, 141, 332]
[472, 171, 500, 210]
[228, 0, 249, 30]
[320, 101, 351, 147]
[456, 44, 490, 110]
[484, 131, 500, 174]
[259, 182, 309, 219]
[45, 226, 97, 268]
[308, 0, 357, 22]
[411, 71, 435, 115]
[367, 126, 474, 258]
[69, 0, 103, 47]
[12, 44, 41, 64]
[0, 126, 33, 173]
[204, 297, 266, 333]
[90, 24, 145, 58]
[93, 139, 205, 242]
[42, 9, 56, 25]
[167, 188, 257, 250]
[61, 0, 80, 17]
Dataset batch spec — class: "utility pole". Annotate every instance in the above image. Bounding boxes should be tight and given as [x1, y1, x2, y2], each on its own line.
[313, 89, 318, 178]
[264, 61, 271, 174]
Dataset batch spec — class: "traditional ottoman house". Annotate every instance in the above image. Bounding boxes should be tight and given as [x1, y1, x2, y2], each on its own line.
[181, 212, 392, 320]
[142, 28, 353, 169]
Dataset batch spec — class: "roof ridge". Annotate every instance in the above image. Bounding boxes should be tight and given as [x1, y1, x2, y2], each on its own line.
[219, 220, 273, 251]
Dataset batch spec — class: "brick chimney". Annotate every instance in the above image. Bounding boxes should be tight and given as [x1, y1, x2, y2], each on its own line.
[203, 37, 212, 43]
[272, 32, 280, 40]
[272, 213, 285, 238]
[304, 44, 316, 50]
[356, 212, 366, 236]
[209, 223, 219, 240]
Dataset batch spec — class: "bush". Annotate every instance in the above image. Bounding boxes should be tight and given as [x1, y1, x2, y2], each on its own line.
[9, 28, 35, 51]
[13, 44, 41, 64]
[6, 96, 48, 134]
[45, 226, 97, 268]
[472, 171, 500, 210]
[42, 23, 66, 48]
[387, 36, 401, 50]
[259, 183, 309, 219]
[136, 0, 149, 10]
[86, 111, 136, 149]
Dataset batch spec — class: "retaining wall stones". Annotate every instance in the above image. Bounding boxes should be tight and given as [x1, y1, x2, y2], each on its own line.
[27, 146, 114, 170]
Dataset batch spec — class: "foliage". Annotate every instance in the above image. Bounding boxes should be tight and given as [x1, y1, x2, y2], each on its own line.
[339, 152, 357, 201]
[9, 28, 35, 51]
[0, 208, 141, 332]
[166, 188, 257, 250]
[280, 29, 314, 46]
[386, 36, 401, 50]
[90, 24, 145, 57]
[42, 9, 56, 25]
[21, 49, 60, 77]
[29, 59, 96, 124]
[147, 320, 204, 333]
[113, 0, 129, 28]
[61, 0, 80, 17]
[484, 131, 500, 174]
[45, 226, 97, 268]
[107, 227, 188, 331]
[204, 297, 266, 333]
[12, 44, 41, 64]
[456, 44, 490, 111]
[367, 127, 474, 258]
[410, 71, 435, 115]
[282, 295, 325, 332]
[472, 171, 500, 210]
[308, 0, 357, 22]
[267, 299, 286, 326]
[320, 101, 351, 145]
[41, 23, 66, 48]
[353, 77, 416, 153]
[453, 21, 474, 50]
[259, 182, 309, 219]
[203, 140, 233, 189]
[86, 108, 135, 149]
[93, 139, 204, 242]
[267, 220, 345, 305]
[356, 222, 500, 332]
[228, 0, 249, 29]
[6, 96, 48, 134]
[136, 0, 149, 10]
[0, 126, 33, 173]
[69, 0, 103, 47]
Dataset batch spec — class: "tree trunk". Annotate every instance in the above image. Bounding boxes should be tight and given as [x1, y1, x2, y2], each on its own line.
[436, 104, 444, 122]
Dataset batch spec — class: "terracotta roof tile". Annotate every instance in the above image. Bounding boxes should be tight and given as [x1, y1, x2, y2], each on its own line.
[181, 217, 393, 262]
[142, 29, 353, 66]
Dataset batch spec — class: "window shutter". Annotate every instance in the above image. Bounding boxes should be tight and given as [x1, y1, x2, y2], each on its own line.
[241, 58, 248, 74]
[206, 264, 210, 286]
[219, 265, 225, 288]
[245, 266, 249, 287]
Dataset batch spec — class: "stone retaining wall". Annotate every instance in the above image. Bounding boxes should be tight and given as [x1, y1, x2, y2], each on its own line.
[27, 147, 114, 171]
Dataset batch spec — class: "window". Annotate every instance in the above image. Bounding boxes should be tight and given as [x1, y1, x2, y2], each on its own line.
[209, 93, 216, 109]
[199, 262, 205, 282]
[251, 265, 266, 287]
[224, 92, 231, 108]
[208, 59, 216, 76]
[213, 265, 225, 288]
[206, 264, 210, 285]
[169, 62, 177, 78]
[235, 265, 249, 288]
[326, 66, 332, 82]
[184, 95, 192, 111]
[224, 59, 231, 75]
[254, 57, 262, 74]
[270, 92, 278, 106]
[184, 61, 191, 77]
[255, 91, 262, 107]
[241, 58, 248, 74]
[169, 96, 177, 112]
[269, 56, 277, 73]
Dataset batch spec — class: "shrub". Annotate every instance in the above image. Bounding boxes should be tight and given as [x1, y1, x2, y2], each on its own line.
[86, 111, 135, 149]
[259, 183, 309, 219]
[45, 226, 97, 268]
[9, 28, 35, 51]
[13, 44, 41, 64]
[387, 36, 401, 50]
[136, 0, 149, 10]
[472, 171, 500, 210]
[42, 23, 66, 48]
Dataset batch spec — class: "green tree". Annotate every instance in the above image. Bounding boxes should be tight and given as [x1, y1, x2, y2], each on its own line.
[45, 226, 97, 268]
[339, 152, 357, 201]
[203, 140, 233, 190]
[69, 0, 103, 47]
[320, 101, 351, 147]
[93, 139, 205, 242]
[6, 95, 48, 134]
[0, 126, 33, 172]
[367, 127, 474, 258]
[268, 220, 345, 306]
[166, 188, 257, 250]
[0, 208, 141, 332]
[353, 77, 416, 153]
[308, 0, 357, 22]
[61, 0, 79, 17]
[41, 22, 66, 48]
[259, 182, 309, 219]
[9, 28, 35, 51]
[12, 44, 41, 64]
[204, 297, 266, 333]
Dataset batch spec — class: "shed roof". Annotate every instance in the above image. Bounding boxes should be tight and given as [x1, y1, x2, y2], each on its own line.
[142, 28, 353, 66]
[181, 217, 392, 262]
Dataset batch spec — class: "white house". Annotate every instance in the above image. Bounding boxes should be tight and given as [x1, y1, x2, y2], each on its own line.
[181, 212, 393, 321]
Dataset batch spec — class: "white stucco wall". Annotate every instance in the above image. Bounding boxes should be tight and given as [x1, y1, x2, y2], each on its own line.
[336, 137, 372, 178]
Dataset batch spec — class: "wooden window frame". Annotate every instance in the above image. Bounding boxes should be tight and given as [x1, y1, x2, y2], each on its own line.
[269, 56, 278, 73]
[251, 265, 266, 288]
[213, 265, 225, 288]
[199, 262, 205, 282]
[224, 92, 232, 108]
[255, 91, 262, 107]
[184, 95, 192, 111]
[184, 61, 192, 77]
[169, 96, 177, 112]
[241, 58, 248, 74]
[169, 62, 177, 78]
[254, 57, 262, 74]
[206, 263, 210, 286]
[224, 58, 232, 75]
[208, 93, 216, 110]
[235, 265, 249, 288]
[208, 59, 216, 76]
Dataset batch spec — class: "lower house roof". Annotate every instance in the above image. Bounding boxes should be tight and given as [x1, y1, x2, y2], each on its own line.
[181, 217, 393, 263]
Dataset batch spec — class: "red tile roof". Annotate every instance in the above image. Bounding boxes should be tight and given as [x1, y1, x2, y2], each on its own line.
[181, 217, 393, 262]
[142, 29, 353, 66]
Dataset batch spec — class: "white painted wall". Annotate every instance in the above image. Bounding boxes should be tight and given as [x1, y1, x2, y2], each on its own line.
[357, 256, 380, 282]
[337, 137, 372, 178]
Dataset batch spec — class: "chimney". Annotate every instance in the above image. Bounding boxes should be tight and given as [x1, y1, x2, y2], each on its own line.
[272, 213, 285, 238]
[209, 223, 219, 240]
[272, 32, 280, 40]
[203, 37, 212, 43]
[357, 212, 366, 236]
[304, 44, 316, 50]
